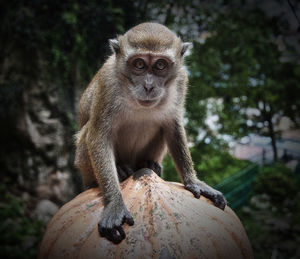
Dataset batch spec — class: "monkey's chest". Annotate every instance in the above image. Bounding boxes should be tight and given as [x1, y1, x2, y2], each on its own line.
[114, 121, 160, 166]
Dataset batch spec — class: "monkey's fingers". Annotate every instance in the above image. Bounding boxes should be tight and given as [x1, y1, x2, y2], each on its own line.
[123, 213, 134, 226]
[98, 224, 108, 240]
[202, 190, 227, 211]
[99, 226, 124, 244]
[117, 165, 134, 182]
[98, 221, 133, 244]
[115, 226, 126, 239]
[197, 184, 226, 210]
[185, 182, 227, 210]
[98, 207, 134, 244]
[185, 183, 201, 199]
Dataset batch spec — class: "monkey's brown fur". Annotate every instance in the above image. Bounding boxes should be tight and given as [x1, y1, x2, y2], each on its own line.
[75, 23, 226, 244]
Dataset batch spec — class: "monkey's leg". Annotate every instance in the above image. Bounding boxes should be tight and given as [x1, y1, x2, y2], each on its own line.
[87, 132, 134, 244]
[75, 140, 97, 189]
[165, 120, 227, 210]
[117, 164, 134, 182]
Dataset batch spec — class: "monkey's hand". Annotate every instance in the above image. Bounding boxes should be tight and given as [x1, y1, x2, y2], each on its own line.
[98, 200, 134, 244]
[185, 178, 227, 210]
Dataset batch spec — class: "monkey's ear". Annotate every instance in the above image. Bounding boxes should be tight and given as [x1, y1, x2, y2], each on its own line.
[109, 39, 120, 54]
[181, 42, 192, 56]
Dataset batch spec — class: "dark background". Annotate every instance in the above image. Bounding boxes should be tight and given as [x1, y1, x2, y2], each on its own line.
[0, 0, 299, 258]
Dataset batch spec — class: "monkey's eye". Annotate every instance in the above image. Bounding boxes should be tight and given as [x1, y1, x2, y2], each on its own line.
[154, 59, 168, 70]
[133, 58, 146, 70]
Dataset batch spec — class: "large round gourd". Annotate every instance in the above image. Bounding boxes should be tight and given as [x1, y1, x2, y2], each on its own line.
[39, 169, 253, 259]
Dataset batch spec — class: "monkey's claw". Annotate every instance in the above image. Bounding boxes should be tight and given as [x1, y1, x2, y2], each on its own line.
[98, 202, 134, 244]
[185, 181, 227, 210]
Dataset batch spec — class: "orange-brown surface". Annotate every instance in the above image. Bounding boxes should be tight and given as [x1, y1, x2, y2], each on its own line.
[38, 169, 253, 259]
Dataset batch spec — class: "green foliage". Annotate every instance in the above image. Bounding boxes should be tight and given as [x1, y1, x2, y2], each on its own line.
[162, 145, 249, 186]
[186, 8, 300, 161]
[0, 186, 44, 259]
[0, 0, 156, 121]
[254, 163, 298, 203]
[238, 163, 300, 259]
[240, 198, 300, 259]
[192, 144, 250, 186]
[162, 154, 180, 182]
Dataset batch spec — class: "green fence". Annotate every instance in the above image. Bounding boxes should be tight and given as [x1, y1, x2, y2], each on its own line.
[214, 164, 259, 210]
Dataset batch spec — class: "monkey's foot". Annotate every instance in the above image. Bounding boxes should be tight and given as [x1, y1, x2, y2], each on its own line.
[138, 160, 162, 177]
[185, 180, 227, 210]
[98, 202, 134, 244]
[117, 164, 134, 182]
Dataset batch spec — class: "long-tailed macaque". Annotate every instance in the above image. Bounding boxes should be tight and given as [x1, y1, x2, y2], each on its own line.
[75, 22, 226, 244]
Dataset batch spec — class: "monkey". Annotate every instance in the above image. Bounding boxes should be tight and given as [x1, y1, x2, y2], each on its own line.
[74, 22, 226, 244]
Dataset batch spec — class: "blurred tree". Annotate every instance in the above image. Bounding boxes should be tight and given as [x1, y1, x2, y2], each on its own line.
[187, 8, 300, 162]
[0, 0, 158, 191]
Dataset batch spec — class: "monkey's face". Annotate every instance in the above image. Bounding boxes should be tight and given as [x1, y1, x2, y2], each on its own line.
[125, 54, 175, 108]
[110, 23, 191, 108]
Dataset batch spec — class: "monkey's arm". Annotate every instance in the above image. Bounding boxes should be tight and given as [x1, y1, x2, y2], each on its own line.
[78, 77, 99, 128]
[87, 124, 134, 244]
[164, 119, 227, 210]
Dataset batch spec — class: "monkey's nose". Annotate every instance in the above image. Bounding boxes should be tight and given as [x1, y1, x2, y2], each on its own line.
[143, 84, 154, 93]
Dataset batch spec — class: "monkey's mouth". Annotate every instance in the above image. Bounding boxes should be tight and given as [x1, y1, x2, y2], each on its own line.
[137, 99, 157, 107]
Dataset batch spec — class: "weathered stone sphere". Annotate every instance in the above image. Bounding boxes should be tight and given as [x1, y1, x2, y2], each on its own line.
[39, 169, 253, 259]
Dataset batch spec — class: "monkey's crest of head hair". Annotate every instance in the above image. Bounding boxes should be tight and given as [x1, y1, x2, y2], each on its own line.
[120, 22, 182, 53]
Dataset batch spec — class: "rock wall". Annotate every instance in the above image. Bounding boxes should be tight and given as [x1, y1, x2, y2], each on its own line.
[0, 79, 81, 222]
